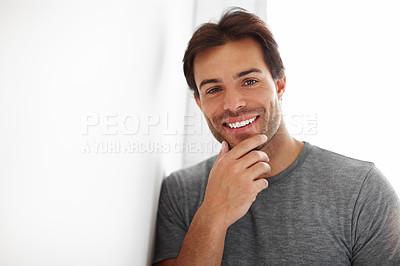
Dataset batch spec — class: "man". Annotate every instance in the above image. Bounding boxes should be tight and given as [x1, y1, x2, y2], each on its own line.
[153, 8, 400, 265]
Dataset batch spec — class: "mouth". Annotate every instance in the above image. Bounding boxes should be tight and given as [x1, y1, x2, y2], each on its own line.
[223, 115, 259, 129]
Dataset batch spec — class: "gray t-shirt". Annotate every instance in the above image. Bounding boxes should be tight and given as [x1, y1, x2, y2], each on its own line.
[153, 142, 400, 265]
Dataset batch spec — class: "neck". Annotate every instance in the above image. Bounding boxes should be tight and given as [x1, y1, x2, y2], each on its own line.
[261, 122, 304, 177]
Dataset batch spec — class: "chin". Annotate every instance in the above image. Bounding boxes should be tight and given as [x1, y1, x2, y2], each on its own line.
[225, 134, 257, 149]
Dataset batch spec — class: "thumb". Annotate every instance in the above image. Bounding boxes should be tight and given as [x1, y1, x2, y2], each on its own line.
[216, 140, 229, 161]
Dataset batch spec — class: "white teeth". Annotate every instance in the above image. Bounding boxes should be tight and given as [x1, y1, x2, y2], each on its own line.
[227, 117, 256, 129]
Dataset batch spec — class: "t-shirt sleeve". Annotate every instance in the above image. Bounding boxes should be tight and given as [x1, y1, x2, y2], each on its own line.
[351, 165, 400, 265]
[153, 174, 188, 264]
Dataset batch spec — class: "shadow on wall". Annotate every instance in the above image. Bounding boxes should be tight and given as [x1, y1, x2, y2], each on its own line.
[146, 159, 165, 266]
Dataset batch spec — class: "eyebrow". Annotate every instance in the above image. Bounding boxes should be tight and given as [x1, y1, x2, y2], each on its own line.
[198, 68, 263, 91]
[199, 78, 222, 90]
[234, 68, 262, 79]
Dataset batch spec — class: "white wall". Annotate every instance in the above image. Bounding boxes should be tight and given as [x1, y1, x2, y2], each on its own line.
[0, 0, 194, 265]
[267, 0, 400, 194]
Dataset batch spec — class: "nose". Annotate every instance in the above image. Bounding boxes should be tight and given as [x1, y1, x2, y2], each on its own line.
[223, 87, 246, 111]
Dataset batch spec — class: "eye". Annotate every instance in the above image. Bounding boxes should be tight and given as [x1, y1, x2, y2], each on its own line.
[206, 87, 221, 94]
[244, 79, 257, 86]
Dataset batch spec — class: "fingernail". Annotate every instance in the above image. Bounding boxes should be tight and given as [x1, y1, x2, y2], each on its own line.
[222, 141, 228, 151]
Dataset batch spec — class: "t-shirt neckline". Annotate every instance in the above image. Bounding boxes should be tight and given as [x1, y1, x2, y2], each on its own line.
[265, 141, 312, 187]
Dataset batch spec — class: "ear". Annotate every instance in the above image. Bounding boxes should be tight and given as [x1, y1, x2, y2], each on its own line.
[195, 94, 202, 111]
[275, 75, 286, 100]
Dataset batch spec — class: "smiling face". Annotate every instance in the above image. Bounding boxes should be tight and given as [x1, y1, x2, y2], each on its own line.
[193, 38, 286, 149]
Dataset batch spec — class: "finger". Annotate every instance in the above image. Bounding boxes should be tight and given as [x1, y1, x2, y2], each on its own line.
[248, 161, 271, 180]
[254, 178, 269, 193]
[229, 134, 268, 159]
[240, 150, 270, 169]
[216, 140, 230, 162]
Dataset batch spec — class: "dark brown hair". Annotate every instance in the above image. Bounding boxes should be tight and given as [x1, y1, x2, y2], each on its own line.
[183, 7, 285, 98]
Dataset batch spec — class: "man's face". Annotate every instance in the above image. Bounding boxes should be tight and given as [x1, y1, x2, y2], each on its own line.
[193, 38, 286, 149]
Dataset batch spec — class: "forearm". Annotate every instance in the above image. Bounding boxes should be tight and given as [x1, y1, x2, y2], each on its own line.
[175, 205, 228, 265]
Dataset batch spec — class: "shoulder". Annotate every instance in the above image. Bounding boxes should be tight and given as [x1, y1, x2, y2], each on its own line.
[299, 143, 384, 194]
[310, 144, 373, 169]
[306, 143, 375, 176]
[306, 143, 399, 202]
[302, 143, 399, 212]
[158, 156, 218, 224]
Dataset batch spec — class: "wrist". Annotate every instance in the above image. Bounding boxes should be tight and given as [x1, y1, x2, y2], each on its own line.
[196, 203, 229, 233]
